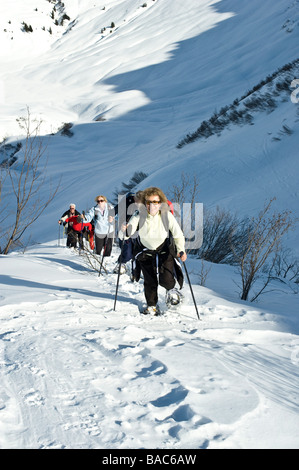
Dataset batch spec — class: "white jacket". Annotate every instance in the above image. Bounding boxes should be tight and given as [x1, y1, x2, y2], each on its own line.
[85, 204, 114, 236]
[127, 210, 185, 253]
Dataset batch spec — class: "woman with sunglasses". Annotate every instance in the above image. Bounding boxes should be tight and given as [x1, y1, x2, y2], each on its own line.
[85, 195, 115, 261]
[123, 187, 187, 315]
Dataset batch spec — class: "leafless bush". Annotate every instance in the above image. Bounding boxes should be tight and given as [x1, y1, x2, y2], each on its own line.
[78, 243, 109, 276]
[234, 198, 295, 301]
[197, 206, 250, 265]
[167, 172, 201, 249]
[167, 172, 199, 207]
[167, 175, 297, 302]
[272, 247, 299, 283]
[197, 259, 211, 286]
[79, 246, 101, 273]
[0, 108, 60, 254]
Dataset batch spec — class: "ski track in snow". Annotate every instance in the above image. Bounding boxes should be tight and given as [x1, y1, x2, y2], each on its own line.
[0, 243, 298, 449]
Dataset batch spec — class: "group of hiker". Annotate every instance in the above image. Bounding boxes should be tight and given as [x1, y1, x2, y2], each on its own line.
[58, 187, 188, 315]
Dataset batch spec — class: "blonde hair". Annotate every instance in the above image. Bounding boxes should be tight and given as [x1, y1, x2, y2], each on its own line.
[141, 187, 167, 205]
[95, 195, 107, 203]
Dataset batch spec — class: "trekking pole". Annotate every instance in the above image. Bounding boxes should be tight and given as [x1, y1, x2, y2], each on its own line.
[113, 235, 126, 311]
[58, 223, 61, 247]
[179, 252, 200, 320]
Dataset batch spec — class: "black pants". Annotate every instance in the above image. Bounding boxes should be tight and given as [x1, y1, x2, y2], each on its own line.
[139, 252, 176, 306]
[95, 233, 113, 256]
[118, 238, 133, 263]
[67, 228, 83, 248]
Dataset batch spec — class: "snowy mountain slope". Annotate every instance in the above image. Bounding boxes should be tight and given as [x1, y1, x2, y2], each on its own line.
[0, 0, 299, 449]
[0, 0, 234, 135]
[0, 241, 298, 449]
[0, 0, 298, 254]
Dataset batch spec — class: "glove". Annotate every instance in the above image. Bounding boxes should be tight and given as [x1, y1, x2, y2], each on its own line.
[77, 215, 83, 223]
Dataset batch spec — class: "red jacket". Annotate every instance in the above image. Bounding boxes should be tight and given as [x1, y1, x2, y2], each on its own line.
[65, 216, 92, 232]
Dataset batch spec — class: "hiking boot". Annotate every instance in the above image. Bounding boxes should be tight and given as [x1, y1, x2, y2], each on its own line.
[166, 288, 182, 306]
[142, 305, 161, 316]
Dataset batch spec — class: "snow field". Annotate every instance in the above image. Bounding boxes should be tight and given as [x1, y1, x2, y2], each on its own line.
[0, 241, 298, 448]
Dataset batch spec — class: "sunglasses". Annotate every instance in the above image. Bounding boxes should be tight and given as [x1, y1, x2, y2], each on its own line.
[145, 200, 161, 205]
[97, 199, 105, 203]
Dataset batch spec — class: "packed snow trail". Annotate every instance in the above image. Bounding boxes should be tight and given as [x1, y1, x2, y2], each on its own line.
[0, 242, 298, 448]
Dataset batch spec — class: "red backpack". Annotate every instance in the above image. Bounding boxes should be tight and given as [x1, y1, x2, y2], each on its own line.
[167, 200, 174, 214]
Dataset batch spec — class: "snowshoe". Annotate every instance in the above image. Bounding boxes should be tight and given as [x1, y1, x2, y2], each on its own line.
[166, 288, 183, 306]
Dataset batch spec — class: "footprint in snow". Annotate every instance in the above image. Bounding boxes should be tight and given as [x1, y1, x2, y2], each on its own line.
[150, 384, 188, 408]
[24, 389, 45, 407]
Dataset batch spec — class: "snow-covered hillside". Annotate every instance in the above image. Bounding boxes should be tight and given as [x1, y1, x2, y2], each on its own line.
[0, 0, 298, 249]
[0, 0, 298, 449]
[0, 242, 298, 449]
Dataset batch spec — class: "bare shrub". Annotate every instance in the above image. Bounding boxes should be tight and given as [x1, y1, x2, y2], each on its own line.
[167, 172, 201, 251]
[273, 247, 299, 283]
[234, 198, 295, 301]
[79, 244, 105, 275]
[198, 206, 250, 265]
[0, 108, 60, 254]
